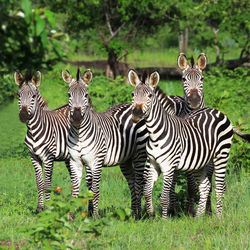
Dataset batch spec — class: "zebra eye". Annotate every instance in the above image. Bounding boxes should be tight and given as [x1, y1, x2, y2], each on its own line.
[85, 93, 88, 97]
[68, 93, 71, 98]
[201, 77, 204, 81]
[32, 94, 36, 98]
[182, 77, 186, 81]
[131, 93, 134, 97]
[148, 94, 152, 98]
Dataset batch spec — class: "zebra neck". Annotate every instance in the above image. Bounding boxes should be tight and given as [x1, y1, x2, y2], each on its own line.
[37, 93, 49, 109]
[75, 108, 99, 134]
[145, 95, 171, 141]
[26, 104, 44, 137]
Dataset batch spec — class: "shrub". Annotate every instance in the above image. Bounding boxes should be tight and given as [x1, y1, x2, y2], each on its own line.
[88, 75, 134, 112]
[0, 72, 18, 106]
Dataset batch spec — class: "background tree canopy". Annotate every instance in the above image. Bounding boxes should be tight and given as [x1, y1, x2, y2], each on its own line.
[0, 0, 249, 76]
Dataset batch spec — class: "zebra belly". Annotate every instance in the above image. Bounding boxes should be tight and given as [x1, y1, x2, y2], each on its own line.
[25, 135, 69, 161]
[176, 149, 212, 172]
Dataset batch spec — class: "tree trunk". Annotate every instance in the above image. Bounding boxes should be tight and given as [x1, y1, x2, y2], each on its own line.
[184, 26, 189, 54]
[178, 31, 184, 53]
[210, 26, 220, 63]
[107, 49, 119, 79]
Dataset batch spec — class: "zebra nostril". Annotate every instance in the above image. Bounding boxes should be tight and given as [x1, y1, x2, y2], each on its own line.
[19, 106, 29, 123]
[72, 107, 83, 124]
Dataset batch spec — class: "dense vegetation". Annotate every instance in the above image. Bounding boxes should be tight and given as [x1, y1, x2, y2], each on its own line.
[0, 63, 249, 248]
[1, 0, 248, 75]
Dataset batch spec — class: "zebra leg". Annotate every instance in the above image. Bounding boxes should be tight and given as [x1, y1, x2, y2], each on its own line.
[91, 159, 104, 218]
[144, 160, 159, 217]
[213, 153, 228, 217]
[69, 157, 83, 198]
[44, 159, 54, 202]
[30, 155, 44, 213]
[168, 172, 177, 216]
[133, 155, 147, 219]
[161, 169, 175, 220]
[120, 161, 137, 218]
[85, 166, 93, 216]
[186, 172, 198, 216]
[206, 162, 214, 215]
[194, 170, 211, 217]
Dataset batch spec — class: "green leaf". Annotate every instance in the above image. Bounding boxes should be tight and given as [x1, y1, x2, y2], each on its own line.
[35, 15, 45, 36]
[44, 9, 56, 28]
[21, 0, 32, 18]
[115, 208, 125, 221]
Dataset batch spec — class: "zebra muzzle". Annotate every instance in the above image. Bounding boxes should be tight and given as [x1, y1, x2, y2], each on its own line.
[19, 106, 30, 123]
[132, 106, 143, 123]
[187, 91, 201, 109]
[71, 107, 82, 125]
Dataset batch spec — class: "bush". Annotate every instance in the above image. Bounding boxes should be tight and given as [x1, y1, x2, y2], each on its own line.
[0, 72, 18, 106]
[0, 0, 64, 71]
[83, 75, 133, 112]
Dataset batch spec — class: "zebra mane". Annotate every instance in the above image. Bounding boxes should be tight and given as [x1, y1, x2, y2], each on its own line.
[37, 92, 49, 109]
[76, 68, 81, 82]
[190, 56, 195, 68]
[154, 86, 168, 102]
[141, 70, 149, 84]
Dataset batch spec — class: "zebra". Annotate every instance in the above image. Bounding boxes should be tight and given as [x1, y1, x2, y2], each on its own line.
[62, 69, 148, 218]
[177, 53, 250, 214]
[15, 71, 71, 213]
[128, 69, 234, 219]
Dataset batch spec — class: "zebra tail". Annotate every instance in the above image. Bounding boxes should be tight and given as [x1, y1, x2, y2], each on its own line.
[233, 127, 250, 142]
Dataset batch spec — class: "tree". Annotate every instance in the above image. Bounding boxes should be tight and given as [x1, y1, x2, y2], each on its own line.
[43, 0, 169, 78]
[186, 0, 249, 62]
[0, 0, 64, 71]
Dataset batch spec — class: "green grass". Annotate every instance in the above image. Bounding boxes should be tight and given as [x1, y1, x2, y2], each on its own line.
[0, 63, 249, 248]
[0, 158, 249, 249]
[68, 46, 242, 68]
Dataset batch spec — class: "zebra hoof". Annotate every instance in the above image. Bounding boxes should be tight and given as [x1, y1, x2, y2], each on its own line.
[35, 206, 44, 214]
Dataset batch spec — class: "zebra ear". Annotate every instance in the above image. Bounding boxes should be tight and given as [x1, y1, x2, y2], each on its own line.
[14, 71, 24, 86]
[62, 70, 73, 84]
[128, 69, 140, 87]
[197, 53, 207, 70]
[32, 71, 41, 87]
[82, 69, 93, 85]
[178, 53, 188, 70]
[149, 71, 160, 88]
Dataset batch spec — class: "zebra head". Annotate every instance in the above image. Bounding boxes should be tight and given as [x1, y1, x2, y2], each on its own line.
[178, 53, 207, 110]
[128, 70, 160, 123]
[14, 71, 41, 123]
[62, 68, 93, 126]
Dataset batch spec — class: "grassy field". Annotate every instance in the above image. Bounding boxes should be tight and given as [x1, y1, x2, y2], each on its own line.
[68, 47, 242, 68]
[0, 64, 249, 249]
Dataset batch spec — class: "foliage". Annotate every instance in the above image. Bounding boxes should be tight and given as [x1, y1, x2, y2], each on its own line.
[0, 72, 18, 106]
[21, 188, 108, 249]
[88, 75, 134, 112]
[0, 0, 65, 71]
[42, 0, 171, 77]
[164, 0, 249, 59]
[204, 67, 250, 172]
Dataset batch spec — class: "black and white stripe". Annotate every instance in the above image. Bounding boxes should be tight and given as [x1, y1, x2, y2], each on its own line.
[129, 70, 233, 219]
[62, 69, 148, 218]
[15, 71, 70, 213]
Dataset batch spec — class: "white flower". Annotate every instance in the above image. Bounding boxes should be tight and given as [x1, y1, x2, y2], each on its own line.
[1, 24, 6, 31]
[17, 11, 25, 18]
[51, 29, 56, 34]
